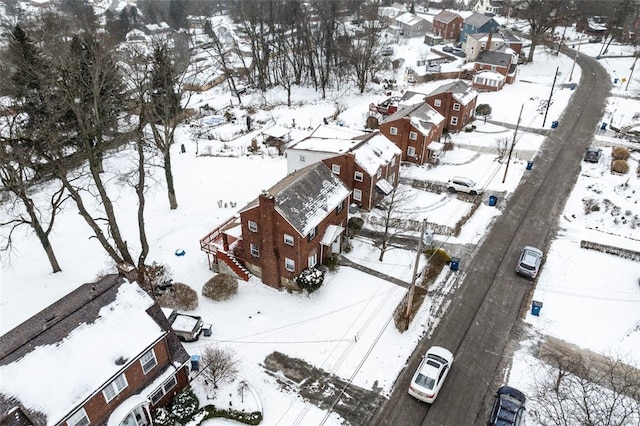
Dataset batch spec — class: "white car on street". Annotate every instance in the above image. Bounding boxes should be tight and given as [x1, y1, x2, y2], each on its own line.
[408, 346, 454, 403]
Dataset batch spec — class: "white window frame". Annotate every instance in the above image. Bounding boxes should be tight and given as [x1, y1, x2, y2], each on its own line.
[150, 376, 178, 405]
[140, 349, 157, 374]
[391, 157, 396, 166]
[409, 131, 418, 140]
[284, 234, 294, 246]
[331, 164, 340, 174]
[307, 226, 317, 241]
[308, 253, 317, 268]
[248, 220, 258, 232]
[434, 99, 441, 107]
[407, 146, 416, 157]
[377, 169, 381, 178]
[450, 116, 459, 125]
[300, 155, 306, 163]
[453, 103, 461, 111]
[336, 200, 344, 214]
[250, 243, 260, 257]
[354, 171, 364, 182]
[103, 373, 128, 403]
[353, 189, 362, 201]
[285, 257, 295, 272]
[390, 126, 398, 135]
[67, 408, 90, 426]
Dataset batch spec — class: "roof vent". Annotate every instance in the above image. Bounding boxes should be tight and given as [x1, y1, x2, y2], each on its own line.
[45, 314, 56, 323]
[115, 356, 128, 366]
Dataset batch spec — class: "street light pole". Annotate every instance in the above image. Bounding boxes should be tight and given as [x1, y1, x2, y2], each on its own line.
[542, 66, 559, 128]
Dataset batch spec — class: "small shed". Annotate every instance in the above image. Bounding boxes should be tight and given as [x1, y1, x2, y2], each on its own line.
[261, 124, 292, 154]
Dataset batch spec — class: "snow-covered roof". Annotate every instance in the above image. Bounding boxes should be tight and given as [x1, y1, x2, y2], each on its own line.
[288, 124, 367, 154]
[242, 163, 350, 237]
[465, 12, 495, 28]
[474, 70, 506, 81]
[0, 276, 173, 425]
[428, 80, 478, 106]
[352, 133, 401, 176]
[433, 10, 462, 24]
[382, 103, 444, 132]
[395, 12, 425, 26]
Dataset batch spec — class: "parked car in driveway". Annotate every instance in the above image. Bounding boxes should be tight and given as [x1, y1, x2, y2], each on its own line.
[408, 346, 454, 403]
[515, 246, 543, 279]
[583, 147, 602, 163]
[488, 386, 526, 426]
[447, 177, 483, 195]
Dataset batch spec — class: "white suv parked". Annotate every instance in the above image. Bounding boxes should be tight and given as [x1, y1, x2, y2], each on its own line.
[447, 177, 483, 195]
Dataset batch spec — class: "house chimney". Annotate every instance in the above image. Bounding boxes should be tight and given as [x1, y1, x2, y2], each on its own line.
[485, 32, 493, 51]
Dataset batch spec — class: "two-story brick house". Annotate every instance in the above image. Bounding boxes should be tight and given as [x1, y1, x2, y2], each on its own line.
[287, 125, 401, 211]
[379, 100, 445, 165]
[0, 275, 190, 426]
[431, 10, 464, 44]
[472, 49, 517, 91]
[424, 80, 479, 133]
[200, 162, 350, 289]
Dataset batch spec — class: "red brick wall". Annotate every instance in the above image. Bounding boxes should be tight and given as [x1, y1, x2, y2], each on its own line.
[380, 117, 440, 165]
[76, 339, 180, 425]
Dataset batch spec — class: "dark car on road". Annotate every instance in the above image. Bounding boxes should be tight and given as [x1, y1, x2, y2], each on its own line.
[583, 147, 602, 163]
[488, 386, 526, 426]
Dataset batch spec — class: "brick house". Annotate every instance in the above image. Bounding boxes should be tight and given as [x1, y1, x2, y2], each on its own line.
[0, 275, 190, 426]
[431, 10, 464, 44]
[472, 49, 517, 88]
[472, 70, 506, 91]
[286, 125, 402, 211]
[424, 80, 479, 132]
[379, 101, 445, 165]
[200, 162, 350, 289]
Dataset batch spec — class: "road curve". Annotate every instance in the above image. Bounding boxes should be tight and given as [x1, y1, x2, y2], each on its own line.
[372, 50, 611, 425]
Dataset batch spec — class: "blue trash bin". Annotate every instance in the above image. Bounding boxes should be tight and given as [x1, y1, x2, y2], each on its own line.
[614, 78, 619, 84]
[551, 120, 559, 129]
[191, 354, 200, 371]
[531, 301, 543, 316]
[526, 161, 533, 170]
[600, 122, 607, 130]
[570, 83, 577, 90]
[489, 195, 498, 206]
[450, 257, 460, 271]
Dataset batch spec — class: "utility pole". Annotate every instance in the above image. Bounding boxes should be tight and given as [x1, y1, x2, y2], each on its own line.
[626, 52, 638, 91]
[502, 104, 524, 184]
[405, 219, 427, 329]
[542, 66, 559, 128]
[569, 42, 581, 82]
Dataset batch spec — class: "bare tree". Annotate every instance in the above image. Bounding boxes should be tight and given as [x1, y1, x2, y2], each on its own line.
[369, 185, 417, 261]
[495, 136, 509, 161]
[531, 351, 640, 426]
[202, 17, 244, 105]
[201, 347, 239, 389]
[508, 0, 578, 63]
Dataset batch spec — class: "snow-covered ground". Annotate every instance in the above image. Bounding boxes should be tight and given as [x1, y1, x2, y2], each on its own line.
[1, 24, 639, 426]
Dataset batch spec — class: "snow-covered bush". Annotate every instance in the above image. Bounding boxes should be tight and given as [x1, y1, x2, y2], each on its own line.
[295, 268, 325, 293]
[169, 388, 200, 423]
[151, 407, 173, 426]
[157, 282, 198, 310]
[611, 146, 630, 161]
[202, 274, 238, 301]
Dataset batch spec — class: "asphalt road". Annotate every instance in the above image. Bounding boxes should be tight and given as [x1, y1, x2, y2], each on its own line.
[372, 49, 611, 425]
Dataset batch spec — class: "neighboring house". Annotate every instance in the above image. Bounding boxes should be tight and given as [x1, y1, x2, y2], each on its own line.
[473, 0, 504, 16]
[576, 16, 608, 36]
[431, 10, 464, 44]
[464, 30, 522, 60]
[379, 100, 445, 165]
[473, 49, 517, 87]
[460, 12, 500, 45]
[200, 162, 350, 289]
[0, 275, 190, 426]
[393, 12, 430, 38]
[424, 80, 479, 132]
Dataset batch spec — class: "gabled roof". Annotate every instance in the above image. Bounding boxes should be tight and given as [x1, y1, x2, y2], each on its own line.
[242, 162, 350, 237]
[288, 124, 367, 154]
[0, 276, 188, 426]
[465, 12, 495, 28]
[352, 133, 401, 176]
[468, 31, 521, 44]
[395, 12, 426, 26]
[382, 103, 444, 131]
[433, 10, 462, 24]
[476, 50, 513, 67]
[427, 80, 478, 106]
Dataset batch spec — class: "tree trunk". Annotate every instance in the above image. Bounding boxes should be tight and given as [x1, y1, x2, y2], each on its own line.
[164, 152, 178, 210]
[27, 202, 62, 273]
[136, 128, 150, 274]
